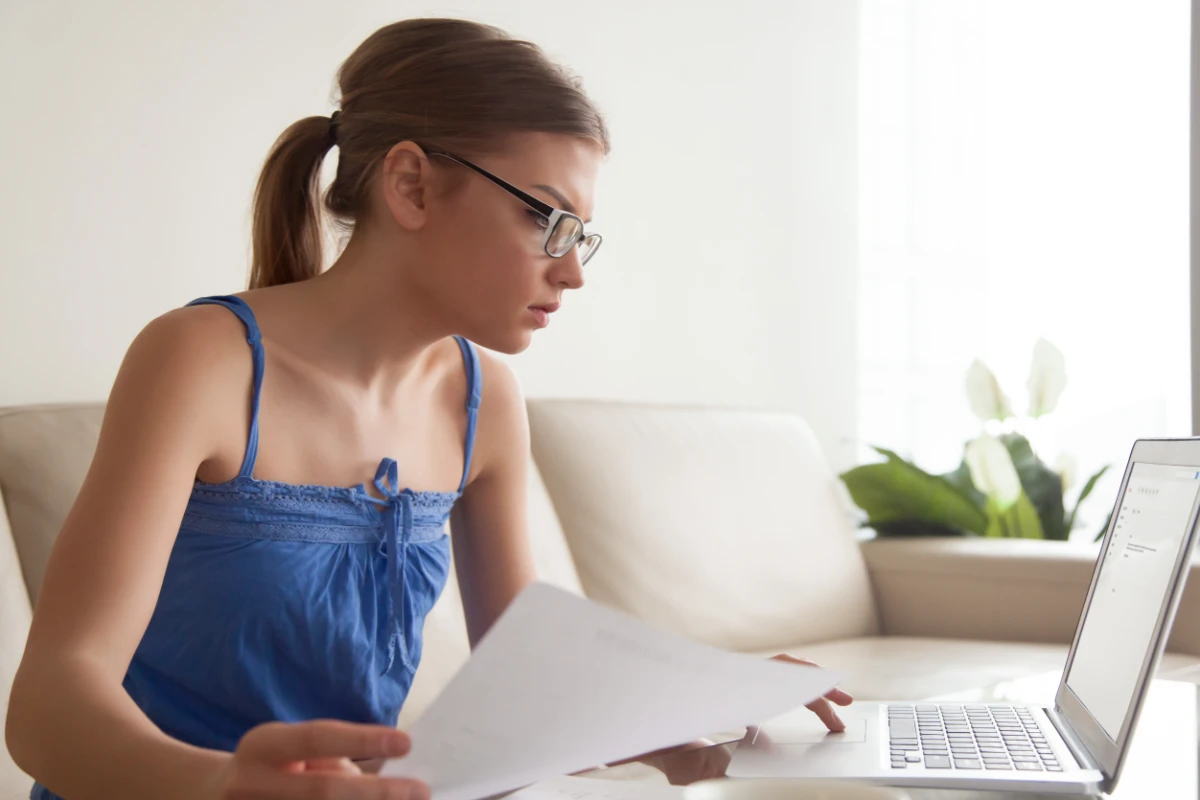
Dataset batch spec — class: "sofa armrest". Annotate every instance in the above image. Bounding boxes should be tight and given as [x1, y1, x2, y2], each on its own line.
[860, 538, 1200, 656]
[861, 537, 1093, 645]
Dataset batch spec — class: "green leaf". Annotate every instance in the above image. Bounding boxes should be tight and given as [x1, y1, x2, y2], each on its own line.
[1010, 492, 1046, 539]
[940, 456, 986, 507]
[840, 447, 989, 536]
[984, 492, 1045, 539]
[1094, 510, 1114, 542]
[999, 433, 1066, 540]
[1066, 464, 1112, 534]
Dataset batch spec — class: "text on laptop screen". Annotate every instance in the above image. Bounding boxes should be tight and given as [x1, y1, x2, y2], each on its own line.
[1065, 462, 1200, 738]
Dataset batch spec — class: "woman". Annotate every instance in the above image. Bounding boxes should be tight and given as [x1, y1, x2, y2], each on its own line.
[5, 18, 850, 800]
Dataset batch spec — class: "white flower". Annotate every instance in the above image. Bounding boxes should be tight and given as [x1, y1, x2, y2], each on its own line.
[965, 360, 1013, 423]
[1054, 453, 1077, 492]
[965, 434, 1022, 511]
[1027, 338, 1067, 418]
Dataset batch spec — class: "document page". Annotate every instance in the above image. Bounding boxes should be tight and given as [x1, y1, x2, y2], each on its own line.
[381, 583, 841, 800]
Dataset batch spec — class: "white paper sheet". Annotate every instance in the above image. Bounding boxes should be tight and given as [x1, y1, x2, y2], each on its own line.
[380, 582, 841, 800]
[508, 775, 685, 800]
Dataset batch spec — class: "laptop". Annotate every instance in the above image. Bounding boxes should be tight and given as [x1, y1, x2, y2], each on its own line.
[726, 437, 1200, 795]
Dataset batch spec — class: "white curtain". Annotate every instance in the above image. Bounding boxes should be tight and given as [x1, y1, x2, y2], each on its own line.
[857, 0, 1190, 538]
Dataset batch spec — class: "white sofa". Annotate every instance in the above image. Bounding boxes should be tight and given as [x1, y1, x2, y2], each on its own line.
[3, 399, 1200, 799]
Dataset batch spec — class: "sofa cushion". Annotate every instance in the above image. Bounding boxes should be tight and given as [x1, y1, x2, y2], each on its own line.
[0, 490, 34, 798]
[771, 637, 1200, 702]
[528, 400, 879, 653]
[0, 404, 105, 604]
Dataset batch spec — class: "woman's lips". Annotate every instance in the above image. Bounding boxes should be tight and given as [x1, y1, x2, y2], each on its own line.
[529, 303, 560, 328]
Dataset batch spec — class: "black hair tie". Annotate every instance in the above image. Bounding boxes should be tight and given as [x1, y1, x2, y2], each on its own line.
[328, 110, 342, 144]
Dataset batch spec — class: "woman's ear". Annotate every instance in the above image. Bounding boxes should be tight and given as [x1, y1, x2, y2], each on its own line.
[380, 141, 432, 231]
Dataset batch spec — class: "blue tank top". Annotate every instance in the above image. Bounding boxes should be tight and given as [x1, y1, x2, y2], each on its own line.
[32, 295, 480, 800]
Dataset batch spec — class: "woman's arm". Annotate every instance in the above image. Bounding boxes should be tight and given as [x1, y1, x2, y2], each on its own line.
[4, 309, 248, 799]
[448, 355, 538, 648]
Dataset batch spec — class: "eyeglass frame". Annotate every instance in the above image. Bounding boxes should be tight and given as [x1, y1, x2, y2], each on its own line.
[423, 149, 602, 265]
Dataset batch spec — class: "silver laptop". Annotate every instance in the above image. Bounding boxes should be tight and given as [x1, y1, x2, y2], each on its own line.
[727, 437, 1200, 795]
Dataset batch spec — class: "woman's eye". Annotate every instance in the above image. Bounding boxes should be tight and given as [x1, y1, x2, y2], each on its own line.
[526, 209, 550, 230]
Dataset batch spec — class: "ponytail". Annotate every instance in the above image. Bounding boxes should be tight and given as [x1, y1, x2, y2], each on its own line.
[249, 115, 336, 289]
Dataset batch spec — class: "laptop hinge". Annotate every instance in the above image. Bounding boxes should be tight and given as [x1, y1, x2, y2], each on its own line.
[1045, 706, 1102, 772]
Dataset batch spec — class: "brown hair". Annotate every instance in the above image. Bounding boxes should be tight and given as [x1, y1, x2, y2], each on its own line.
[249, 18, 609, 290]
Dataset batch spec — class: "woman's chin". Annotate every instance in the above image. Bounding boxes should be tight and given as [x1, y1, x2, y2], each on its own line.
[470, 328, 534, 355]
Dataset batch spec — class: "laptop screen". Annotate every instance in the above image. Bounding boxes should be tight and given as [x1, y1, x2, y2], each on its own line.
[1065, 462, 1200, 739]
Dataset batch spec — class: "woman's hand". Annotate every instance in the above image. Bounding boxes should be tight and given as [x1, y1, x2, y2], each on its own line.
[770, 654, 854, 731]
[638, 738, 736, 785]
[600, 738, 734, 786]
[216, 719, 430, 800]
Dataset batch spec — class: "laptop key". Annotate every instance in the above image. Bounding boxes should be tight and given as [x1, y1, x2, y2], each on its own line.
[1014, 762, 1043, 771]
[889, 720, 918, 740]
[924, 756, 952, 769]
[905, 754, 921, 763]
[954, 759, 982, 769]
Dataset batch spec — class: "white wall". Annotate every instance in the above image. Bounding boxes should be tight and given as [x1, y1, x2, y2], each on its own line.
[0, 1, 859, 469]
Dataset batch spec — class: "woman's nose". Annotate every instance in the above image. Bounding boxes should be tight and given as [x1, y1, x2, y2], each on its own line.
[551, 249, 585, 290]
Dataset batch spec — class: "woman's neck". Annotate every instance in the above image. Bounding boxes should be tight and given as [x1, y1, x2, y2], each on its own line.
[250, 234, 452, 394]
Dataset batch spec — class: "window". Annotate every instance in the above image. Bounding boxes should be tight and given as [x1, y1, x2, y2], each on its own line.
[858, 0, 1190, 538]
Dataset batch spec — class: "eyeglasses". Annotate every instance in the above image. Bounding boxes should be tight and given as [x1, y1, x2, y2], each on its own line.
[426, 150, 602, 266]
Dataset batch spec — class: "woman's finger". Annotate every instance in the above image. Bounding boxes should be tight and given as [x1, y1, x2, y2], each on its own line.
[239, 720, 412, 765]
[805, 696, 846, 732]
[825, 687, 855, 706]
[303, 757, 363, 775]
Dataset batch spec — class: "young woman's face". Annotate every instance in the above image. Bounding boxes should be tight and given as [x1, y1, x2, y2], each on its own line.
[409, 132, 604, 354]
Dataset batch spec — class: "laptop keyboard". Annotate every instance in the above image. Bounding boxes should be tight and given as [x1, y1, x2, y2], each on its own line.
[886, 704, 1065, 772]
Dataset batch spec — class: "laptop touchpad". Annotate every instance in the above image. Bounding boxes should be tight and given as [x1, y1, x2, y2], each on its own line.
[759, 717, 868, 744]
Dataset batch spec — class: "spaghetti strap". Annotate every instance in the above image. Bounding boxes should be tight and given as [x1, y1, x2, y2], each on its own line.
[187, 296, 264, 479]
[453, 336, 482, 493]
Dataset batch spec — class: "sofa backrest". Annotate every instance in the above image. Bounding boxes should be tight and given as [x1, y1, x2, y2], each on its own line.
[0, 405, 105, 604]
[528, 399, 879, 652]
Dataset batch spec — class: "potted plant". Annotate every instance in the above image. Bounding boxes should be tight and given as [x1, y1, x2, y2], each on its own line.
[841, 339, 1109, 540]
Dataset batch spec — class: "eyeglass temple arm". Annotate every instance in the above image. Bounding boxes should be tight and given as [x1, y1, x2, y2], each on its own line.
[426, 151, 557, 219]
